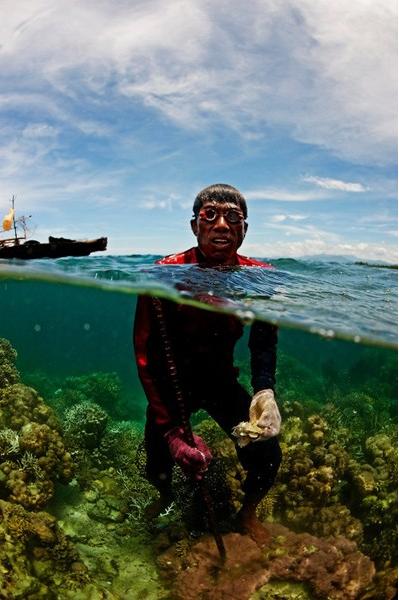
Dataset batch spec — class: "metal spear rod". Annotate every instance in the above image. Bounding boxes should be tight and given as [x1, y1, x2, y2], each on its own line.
[152, 296, 226, 562]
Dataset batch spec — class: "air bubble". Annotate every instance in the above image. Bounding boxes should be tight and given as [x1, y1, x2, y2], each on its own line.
[34, 324, 41, 332]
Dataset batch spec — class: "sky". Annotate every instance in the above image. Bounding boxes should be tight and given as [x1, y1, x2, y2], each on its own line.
[0, 0, 397, 262]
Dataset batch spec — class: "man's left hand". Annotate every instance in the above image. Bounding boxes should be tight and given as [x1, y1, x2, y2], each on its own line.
[249, 389, 281, 440]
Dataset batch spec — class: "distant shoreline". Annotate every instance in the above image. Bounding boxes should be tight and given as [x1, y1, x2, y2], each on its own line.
[355, 261, 398, 270]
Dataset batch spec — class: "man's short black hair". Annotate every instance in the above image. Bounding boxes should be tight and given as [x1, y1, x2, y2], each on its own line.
[192, 184, 248, 219]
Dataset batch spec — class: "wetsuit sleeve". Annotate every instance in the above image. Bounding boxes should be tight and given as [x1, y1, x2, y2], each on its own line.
[248, 321, 278, 393]
[133, 295, 175, 432]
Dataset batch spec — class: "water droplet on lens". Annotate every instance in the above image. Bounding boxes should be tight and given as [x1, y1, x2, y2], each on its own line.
[236, 310, 255, 325]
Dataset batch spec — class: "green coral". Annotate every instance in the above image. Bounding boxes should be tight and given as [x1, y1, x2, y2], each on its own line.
[0, 339, 171, 597]
[1, 332, 395, 596]
[160, 404, 396, 571]
[0, 338, 20, 390]
[195, 418, 246, 511]
[63, 401, 108, 450]
[171, 457, 236, 532]
[0, 342, 74, 511]
[24, 369, 129, 420]
[275, 413, 397, 565]
[228, 354, 397, 569]
[60, 415, 159, 534]
[251, 580, 313, 599]
[51, 371, 128, 419]
[236, 348, 397, 570]
[275, 415, 352, 517]
[347, 433, 398, 565]
[0, 385, 74, 510]
[95, 420, 145, 472]
[0, 498, 89, 598]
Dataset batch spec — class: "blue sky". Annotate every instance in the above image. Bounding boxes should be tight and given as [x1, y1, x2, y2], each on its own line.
[0, 1, 397, 262]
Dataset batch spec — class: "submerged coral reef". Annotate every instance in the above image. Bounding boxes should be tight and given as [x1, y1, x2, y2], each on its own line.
[0, 338, 168, 598]
[25, 369, 130, 420]
[0, 336, 397, 599]
[0, 499, 89, 598]
[271, 403, 397, 569]
[0, 344, 74, 511]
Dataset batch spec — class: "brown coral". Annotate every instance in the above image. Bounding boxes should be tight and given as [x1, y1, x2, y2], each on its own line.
[158, 523, 375, 600]
[0, 384, 59, 430]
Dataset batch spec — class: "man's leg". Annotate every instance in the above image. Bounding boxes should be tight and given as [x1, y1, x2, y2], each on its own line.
[205, 382, 282, 538]
[235, 435, 281, 537]
[144, 408, 174, 518]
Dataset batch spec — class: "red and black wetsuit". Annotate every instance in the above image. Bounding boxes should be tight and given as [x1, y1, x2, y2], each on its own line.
[134, 247, 282, 495]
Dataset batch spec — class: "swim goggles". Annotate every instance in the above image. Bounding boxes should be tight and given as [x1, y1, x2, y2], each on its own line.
[198, 207, 245, 224]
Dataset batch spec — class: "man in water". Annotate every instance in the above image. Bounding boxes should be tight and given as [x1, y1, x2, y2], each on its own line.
[134, 183, 281, 539]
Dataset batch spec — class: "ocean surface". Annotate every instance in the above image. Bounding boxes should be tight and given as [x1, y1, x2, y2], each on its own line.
[0, 253, 397, 599]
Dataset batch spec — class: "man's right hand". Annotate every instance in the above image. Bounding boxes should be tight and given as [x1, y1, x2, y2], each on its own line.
[164, 427, 212, 480]
[249, 389, 281, 440]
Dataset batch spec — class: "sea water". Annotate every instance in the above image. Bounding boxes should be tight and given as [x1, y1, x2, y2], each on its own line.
[0, 255, 396, 599]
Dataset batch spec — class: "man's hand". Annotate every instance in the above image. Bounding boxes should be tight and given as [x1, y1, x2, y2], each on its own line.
[249, 389, 281, 440]
[164, 427, 212, 480]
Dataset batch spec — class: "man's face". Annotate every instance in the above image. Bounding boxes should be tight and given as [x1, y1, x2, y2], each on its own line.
[190, 200, 248, 265]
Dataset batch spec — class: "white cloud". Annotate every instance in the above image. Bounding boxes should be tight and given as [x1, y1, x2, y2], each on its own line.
[0, 155, 125, 214]
[289, 215, 307, 221]
[0, 2, 395, 258]
[138, 190, 186, 211]
[244, 239, 397, 263]
[0, 0, 395, 165]
[245, 188, 325, 202]
[270, 214, 307, 223]
[266, 222, 341, 241]
[358, 212, 397, 225]
[22, 123, 59, 138]
[0, 136, 58, 179]
[303, 175, 368, 192]
[140, 198, 172, 210]
[245, 217, 397, 262]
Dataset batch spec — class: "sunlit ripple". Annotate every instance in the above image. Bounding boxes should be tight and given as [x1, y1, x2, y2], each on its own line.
[0, 255, 397, 348]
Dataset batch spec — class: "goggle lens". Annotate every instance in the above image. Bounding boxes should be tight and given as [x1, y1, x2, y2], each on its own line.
[199, 208, 244, 224]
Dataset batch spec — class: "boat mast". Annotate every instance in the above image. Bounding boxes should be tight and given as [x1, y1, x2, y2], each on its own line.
[11, 195, 19, 245]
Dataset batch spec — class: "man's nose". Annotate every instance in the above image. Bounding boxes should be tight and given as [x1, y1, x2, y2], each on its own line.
[214, 215, 229, 229]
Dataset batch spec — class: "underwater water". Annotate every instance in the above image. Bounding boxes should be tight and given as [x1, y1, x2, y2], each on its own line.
[0, 255, 397, 599]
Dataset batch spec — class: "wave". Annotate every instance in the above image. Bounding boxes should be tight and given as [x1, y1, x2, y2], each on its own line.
[0, 254, 397, 349]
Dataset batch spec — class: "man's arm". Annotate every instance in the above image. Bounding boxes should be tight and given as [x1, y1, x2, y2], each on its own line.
[247, 320, 281, 440]
[248, 320, 278, 393]
[134, 295, 212, 478]
[133, 295, 175, 432]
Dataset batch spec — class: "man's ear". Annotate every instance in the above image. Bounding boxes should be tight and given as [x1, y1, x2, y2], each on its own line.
[190, 218, 198, 237]
[243, 221, 248, 237]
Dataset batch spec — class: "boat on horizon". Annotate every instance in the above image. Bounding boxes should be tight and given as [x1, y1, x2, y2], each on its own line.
[0, 196, 107, 260]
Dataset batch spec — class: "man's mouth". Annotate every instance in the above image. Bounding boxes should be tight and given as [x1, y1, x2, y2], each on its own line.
[211, 238, 231, 246]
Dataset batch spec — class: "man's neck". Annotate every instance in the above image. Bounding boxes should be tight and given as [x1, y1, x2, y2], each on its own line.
[195, 246, 239, 266]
